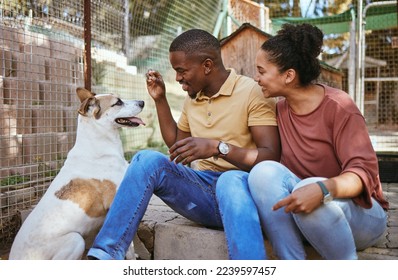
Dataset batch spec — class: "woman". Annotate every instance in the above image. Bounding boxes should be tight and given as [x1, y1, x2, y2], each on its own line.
[248, 23, 389, 260]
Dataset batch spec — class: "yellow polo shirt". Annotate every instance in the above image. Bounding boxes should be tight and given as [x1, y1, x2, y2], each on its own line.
[177, 69, 277, 172]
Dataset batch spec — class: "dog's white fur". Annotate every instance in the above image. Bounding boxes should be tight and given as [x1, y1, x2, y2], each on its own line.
[9, 88, 145, 260]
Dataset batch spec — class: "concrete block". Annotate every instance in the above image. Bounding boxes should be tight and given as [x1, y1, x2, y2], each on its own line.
[24, 54, 46, 81]
[63, 108, 78, 133]
[56, 131, 76, 158]
[50, 40, 78, 60]
[16, 107, 33, 135]
[20, 208, 34, 223]
[21, 133, 59, 164]
[388, 226, 398, 248]
[133, 235, 152, 260]
[385, 190, 398, 209]
[8, 164, 40, 181]
[58, 60, 74, 84]
[19, 32, 51, 58]
[11, 52, 45, 81]
[0, 135, 23, 168]
[4, 51, 44, 81]
[2, 186, 36, 206]
[8, 161, 59, 184]
[0, 192, 8, 209]
[1, 76, 13, 105]
[2, 77, 40, 106]
[0, 166, 11, 179]
[0, 48, 18, 78]
[0, 104, 33, 135]
[358, 247, 398, 260]
[69, 86, 81, 106]
[15, 52, 28, 79]
[32, 105, 64, 133]
[39, 81, 75, 106]
[15, 28, 34, 46]
[0, 26, 19, 51]
[0, 104, 17, 136]
[154, 222, 228, 260]
[389, 210, 398, 227]
[47, 58, 80, 84]
[141, 196, 321, 260]
[57, 84, 78, 107]
[0, 76, 3, 104]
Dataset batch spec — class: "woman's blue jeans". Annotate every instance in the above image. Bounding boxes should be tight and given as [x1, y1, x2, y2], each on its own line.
[247, 160, 388, 260]
[87, 150, 265, 260]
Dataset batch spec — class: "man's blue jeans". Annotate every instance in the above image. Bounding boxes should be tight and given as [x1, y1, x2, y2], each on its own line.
[87, 150, 265, 259]
[248, 160, 388, 260]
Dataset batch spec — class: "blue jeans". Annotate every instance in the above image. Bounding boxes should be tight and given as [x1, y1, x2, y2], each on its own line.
[87, 150, 265, 260]
[247, 160, 388, 260]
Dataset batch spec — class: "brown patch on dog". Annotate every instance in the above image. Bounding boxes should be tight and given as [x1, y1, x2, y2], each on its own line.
[77, 93, 119, 119]
[93, 95, 119, 119]
[55, 178, 117, 218]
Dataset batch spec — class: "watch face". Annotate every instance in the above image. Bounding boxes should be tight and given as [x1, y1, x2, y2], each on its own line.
[323, 194, 333, 204]
[219, 142, 229, 155]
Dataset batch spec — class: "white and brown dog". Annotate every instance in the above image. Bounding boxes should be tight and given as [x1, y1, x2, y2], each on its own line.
[9, 87, 145, 260]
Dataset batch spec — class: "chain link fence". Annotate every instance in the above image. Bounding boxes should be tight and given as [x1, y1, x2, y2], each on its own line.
[0, 0, 222, 250]
[1, 0, 397, 252]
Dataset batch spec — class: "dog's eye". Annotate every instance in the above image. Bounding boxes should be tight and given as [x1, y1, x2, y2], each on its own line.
[112, 99, 124, 106]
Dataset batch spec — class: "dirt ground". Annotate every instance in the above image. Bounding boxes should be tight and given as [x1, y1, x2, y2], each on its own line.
[0, 249, 9, 260]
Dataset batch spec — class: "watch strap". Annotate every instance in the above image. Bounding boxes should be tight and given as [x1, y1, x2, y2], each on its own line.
[316, 181, 329, 196]
[316, 181, 333, 203]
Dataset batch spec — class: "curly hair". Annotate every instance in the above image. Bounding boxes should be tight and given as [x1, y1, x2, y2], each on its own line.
[260, 23, 324, 85]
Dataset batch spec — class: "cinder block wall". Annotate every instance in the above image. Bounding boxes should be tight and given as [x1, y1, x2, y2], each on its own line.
[0, 25, 83, 178]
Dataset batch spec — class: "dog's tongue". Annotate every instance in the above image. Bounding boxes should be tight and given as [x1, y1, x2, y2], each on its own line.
[128, 117, 145, 126]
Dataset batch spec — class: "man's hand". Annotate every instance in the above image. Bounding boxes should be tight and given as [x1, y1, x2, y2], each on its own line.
[146, 69, 166, 101]
[169, 137, 218, 165]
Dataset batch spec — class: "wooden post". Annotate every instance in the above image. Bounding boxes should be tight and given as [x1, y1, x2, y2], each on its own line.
[83, 0, 91, 91]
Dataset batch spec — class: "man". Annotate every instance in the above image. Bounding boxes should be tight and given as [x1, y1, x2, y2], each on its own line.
[87, 29, 280, 260]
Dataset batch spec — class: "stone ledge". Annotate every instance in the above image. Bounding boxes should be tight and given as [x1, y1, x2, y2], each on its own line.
[137, 196, 322, 260]
[137, 192, 398, 260]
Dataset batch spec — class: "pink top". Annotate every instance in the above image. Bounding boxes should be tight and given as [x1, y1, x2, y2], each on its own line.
[277, 84, 389, 210]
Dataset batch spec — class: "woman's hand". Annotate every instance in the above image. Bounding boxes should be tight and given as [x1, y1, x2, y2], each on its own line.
[272, 183, 324, 214]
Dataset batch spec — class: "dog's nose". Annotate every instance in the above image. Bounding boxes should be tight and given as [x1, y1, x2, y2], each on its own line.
[138, 100, 145, 108]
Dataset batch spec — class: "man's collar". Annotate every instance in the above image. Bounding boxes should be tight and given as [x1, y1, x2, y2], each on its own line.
[195, 69, 236, 101]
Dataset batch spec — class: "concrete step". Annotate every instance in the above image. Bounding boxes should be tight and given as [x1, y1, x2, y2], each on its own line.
[137, 196, 321, 260]
[137, 189, 398, 260]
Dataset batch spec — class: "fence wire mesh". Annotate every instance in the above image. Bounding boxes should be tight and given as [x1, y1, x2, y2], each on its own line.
[0, 0, 397, 252]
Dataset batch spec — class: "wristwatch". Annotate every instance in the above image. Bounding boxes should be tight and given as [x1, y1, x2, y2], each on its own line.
[217, 141, 230, 156]
[316, 181, 333, 204]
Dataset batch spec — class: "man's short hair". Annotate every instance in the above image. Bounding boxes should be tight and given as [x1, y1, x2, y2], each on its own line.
[169, 29, 221, 56]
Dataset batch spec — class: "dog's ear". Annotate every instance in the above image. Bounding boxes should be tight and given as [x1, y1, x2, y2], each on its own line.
[76, 87, 96, 103]
[92, 100, 102, 119]
[78, 97, 100, 116]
